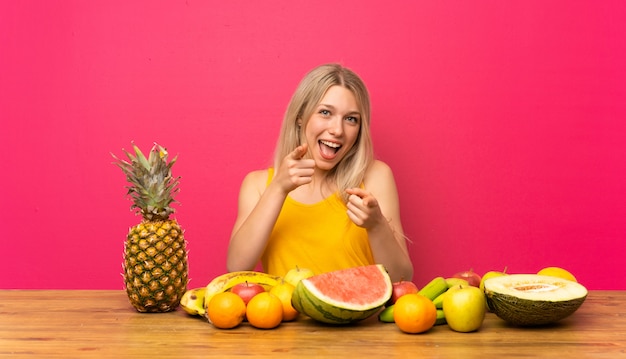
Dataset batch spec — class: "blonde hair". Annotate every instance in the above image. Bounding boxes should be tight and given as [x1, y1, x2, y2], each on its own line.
[273, 64, 374, 203]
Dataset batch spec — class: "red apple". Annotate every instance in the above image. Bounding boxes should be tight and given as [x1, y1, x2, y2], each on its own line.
[388, 280, 419, 305]
[231, 281, 265, 305]
[452, 269, 482, 288]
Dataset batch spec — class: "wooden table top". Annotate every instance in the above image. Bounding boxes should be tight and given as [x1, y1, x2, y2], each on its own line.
[1, 290, 625, 358]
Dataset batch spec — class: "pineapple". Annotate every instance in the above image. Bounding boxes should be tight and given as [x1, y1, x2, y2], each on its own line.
[113, 143, 189, 312]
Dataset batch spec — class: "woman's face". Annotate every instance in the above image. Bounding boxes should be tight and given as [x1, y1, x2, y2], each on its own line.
[302, 85, 361, 172]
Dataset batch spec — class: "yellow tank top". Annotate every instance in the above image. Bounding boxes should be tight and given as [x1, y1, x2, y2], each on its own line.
[261, 169, 375, 277]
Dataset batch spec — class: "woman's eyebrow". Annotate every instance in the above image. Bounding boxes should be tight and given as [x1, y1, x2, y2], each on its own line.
[318, 103, 361, 116]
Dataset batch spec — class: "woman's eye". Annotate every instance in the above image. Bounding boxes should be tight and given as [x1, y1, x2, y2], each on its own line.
[346, 116, 359, 124]
[319, 109, 331, 116]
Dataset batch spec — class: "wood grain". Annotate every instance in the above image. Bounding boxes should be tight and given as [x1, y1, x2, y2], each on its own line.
[1, 290, 625, 358]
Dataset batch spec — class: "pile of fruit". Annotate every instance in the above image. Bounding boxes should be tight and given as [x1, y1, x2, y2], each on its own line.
[378, 273, 486, 333]
[180, 265, 588, 332]
[379, 266, 588, 333]
[181, 266, 316, 329]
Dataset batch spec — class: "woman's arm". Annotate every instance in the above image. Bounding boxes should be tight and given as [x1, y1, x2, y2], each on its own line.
[226, 170, 280, 271]
[346, 160, 414, 282]
[227, 145, 315, 272]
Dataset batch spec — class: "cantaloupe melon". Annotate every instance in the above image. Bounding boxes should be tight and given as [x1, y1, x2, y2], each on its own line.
[484, 274, 587, 326]
[291, 264, 392, 324]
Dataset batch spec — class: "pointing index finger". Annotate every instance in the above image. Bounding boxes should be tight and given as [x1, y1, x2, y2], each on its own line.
[291, 143, 309, 160]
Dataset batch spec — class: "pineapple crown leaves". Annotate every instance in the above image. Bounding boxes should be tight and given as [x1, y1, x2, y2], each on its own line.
[112, 142, 181, 221]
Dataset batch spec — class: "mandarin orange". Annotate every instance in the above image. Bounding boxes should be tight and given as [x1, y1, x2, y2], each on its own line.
[207, 292, 246, 329]
[393, 293, 437, 334]
[246, 292, 283, 329]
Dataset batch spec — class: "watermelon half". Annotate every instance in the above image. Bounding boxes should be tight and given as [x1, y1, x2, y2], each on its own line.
[291, 264, 392, 324]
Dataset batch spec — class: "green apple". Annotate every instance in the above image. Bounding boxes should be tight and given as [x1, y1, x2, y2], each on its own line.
[442, 285, 486, 332]
[433, 283, 464, 308]
[479, 267, 508, 291]
[283, 266, 315, 287]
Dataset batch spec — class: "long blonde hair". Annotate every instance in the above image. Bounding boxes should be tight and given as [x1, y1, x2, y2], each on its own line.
[273, 64, 374, 203]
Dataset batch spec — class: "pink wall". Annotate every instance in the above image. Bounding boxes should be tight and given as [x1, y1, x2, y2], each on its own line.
[1, 1, 624, 290]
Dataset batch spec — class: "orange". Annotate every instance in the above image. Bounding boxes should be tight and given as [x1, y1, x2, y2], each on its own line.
[393, 293, 437, 334]
[246, 292, 283, 329]
[269, 282, 299, 321]
[207, 292, 246, 329]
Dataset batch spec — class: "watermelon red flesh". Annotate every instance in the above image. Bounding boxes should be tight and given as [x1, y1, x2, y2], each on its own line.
[305, 265, 391, 308]
[291, 264, 392, 324]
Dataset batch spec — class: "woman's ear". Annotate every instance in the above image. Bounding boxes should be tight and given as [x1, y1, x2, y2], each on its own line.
[297, 118, 302, 127]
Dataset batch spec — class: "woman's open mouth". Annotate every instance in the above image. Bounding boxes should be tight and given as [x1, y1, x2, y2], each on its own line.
[319, 140, 341, 159]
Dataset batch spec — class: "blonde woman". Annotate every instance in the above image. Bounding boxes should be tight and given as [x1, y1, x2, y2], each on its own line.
[227, 64, 413, 282]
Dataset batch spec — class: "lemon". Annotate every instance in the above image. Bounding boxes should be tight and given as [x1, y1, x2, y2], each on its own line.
[537, 267, 577, 282]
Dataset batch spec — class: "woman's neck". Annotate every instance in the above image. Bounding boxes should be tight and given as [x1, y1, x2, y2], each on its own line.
[289, 172, 337, 205]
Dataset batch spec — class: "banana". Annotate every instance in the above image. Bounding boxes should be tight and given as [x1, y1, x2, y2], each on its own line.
[180, 287, 207, 316]
[378, 305, 395, 323]
[435, 309, 446, 325]
[418, 277, 448, 301]
[202, 271, 283, 315]
[432, 291, 446, 309]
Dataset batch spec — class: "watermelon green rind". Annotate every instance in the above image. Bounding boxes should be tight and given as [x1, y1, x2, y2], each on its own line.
[291, 264, 392, 324]
[294, 284, 382, 324]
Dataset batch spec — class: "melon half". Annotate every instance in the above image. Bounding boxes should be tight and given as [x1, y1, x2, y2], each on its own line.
[291, 264, 392, 324]
[484, 274, 588, 326]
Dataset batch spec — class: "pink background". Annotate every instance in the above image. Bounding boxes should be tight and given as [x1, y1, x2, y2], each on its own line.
[1, 2, 624, 290]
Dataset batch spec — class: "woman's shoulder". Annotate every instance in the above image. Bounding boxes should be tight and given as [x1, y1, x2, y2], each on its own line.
[364, 160, 396, 188]
[365, 160, 393, 177]
[241, 168, 272, 189]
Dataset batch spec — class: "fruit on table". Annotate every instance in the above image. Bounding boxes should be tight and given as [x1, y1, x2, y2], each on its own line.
[452, 269, 482, 288]
[393, 293, 437, 334]
[435, 309, 446, 325]
[432, 283, 464, 309]
[207, 292, 247, 329]
[378, 304, 395, 323]
[269, 281, 300, 322]
[537, 266, 577, 282]
[231, 281, 265, 305]
[202, 271, 282, 315]
[284, 266, 315, 287]
[442, 284, 486, 332]
[388, 280, 419, 305]
[445, 277, 469, 288]
[480, 267, 508, 291]
[113, 143, 188, 313]
[432, 292, 445, 309]
[484, 274, 588, 326]
[246, 292, 284, 329]
[291, 264, 392, 324]
[180, 287, 207, 316]
[417, 276, 449, 301]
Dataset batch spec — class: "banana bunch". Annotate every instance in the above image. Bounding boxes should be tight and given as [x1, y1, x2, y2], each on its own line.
[179, 271, 282, 317]
[419, 276, 449, 325]
[418, 276, 449, 301]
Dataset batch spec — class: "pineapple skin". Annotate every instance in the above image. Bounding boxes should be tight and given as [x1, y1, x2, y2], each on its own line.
[123, 219, 188, 313]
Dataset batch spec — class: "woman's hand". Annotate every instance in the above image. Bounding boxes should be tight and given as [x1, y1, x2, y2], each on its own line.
[273, 143, 315, 193]
[345, 187, 386, 229]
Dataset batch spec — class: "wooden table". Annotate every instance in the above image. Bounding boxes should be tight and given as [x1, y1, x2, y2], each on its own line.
[1, 290, 625, 358]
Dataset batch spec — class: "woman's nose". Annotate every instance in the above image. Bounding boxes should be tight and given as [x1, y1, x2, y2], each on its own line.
[328, 116, 343, 136]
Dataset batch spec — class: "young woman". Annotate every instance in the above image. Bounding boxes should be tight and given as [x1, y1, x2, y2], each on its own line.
[227, 64, 413, 282]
